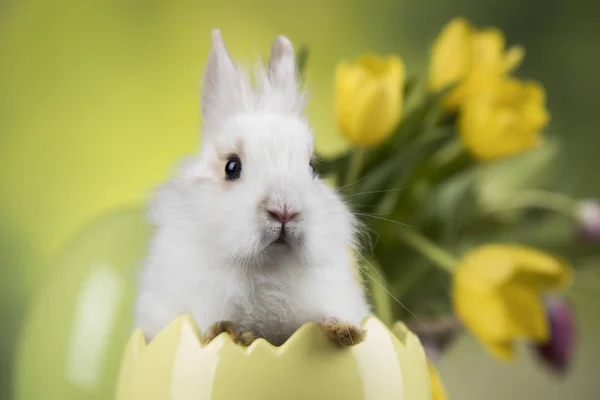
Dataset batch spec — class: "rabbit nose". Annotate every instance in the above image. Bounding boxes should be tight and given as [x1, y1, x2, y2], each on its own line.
[267, 207, 299, 224]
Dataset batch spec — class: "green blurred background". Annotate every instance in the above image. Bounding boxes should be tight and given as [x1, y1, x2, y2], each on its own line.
[1, 0, 599, 399]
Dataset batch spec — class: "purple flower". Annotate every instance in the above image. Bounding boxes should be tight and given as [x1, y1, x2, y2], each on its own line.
[576, 200, 600, 240]
[534, 296, 577, 376]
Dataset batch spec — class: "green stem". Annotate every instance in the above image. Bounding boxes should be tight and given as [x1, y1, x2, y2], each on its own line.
[363, 257, 395, 327]
[375, 173, 405, 215]
[430, 137, 465, 169]
[393, 262, 432, 298]
[345, 148, 366, 187]
[397, 228, 458, 273]
[489, 190, 579, 216]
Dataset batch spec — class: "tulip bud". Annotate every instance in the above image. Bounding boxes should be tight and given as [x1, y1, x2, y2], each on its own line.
[534, 296, 577, 376]
[335, 54, 405, 148]
[576, 200, 600, 240]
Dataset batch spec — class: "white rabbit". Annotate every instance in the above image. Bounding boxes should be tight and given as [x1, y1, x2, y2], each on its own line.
[134, 29, 371, 347]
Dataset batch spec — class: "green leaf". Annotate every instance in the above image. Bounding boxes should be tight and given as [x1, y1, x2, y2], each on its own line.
[356, 130, 451, 219]
[427, 140, 474, 184]
[394, 84, 455, 143]
[350, 127, 454, 210]
[423, 169, 479, 246]
[359, 85, 455, 175]
[474, 139, 561, 212]
[391, 259, 432, 298]
[314, 151, 350, 186]
[403, 74, 419, 102]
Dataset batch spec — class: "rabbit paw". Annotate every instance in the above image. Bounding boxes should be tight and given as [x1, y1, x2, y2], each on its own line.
[204, 320, 259, 346]
[318, 318, 366, 347]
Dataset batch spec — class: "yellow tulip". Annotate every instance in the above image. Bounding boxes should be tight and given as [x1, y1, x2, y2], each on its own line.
[458, 78, 550, 160]
[452, 244, 572, 361]
[335, 54, 405, 148]
[427, 360, 448, 400]
[429, 17, 525, 110]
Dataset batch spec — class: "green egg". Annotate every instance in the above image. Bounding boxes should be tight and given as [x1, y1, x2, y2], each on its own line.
[14, 207, 151, 400]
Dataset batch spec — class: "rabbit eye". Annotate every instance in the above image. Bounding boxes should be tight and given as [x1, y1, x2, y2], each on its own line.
[225, 156, 242, 181]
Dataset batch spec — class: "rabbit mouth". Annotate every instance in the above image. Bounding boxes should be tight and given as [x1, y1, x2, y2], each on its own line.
[272, 237, 288, 245]
[272, 229, 289, 245]
[268, 227, 292, 248]
[264, 222, 302, 251]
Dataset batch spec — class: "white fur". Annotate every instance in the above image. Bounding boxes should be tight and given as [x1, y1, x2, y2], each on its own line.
[134, 30, 371, 345]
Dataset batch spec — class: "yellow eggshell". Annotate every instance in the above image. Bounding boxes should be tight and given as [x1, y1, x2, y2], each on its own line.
[117, 316, 433, 400]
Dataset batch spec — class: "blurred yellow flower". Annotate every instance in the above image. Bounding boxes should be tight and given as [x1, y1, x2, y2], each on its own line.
[429, 17, 525, 110]
[452, 244, 572, 361]
[335, 54, 404, 148]
[458, 78, 549, 160]
[427, 360, 448, 400]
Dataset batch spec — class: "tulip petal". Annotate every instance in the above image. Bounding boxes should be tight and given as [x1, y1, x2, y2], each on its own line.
[334, 55, 404, 147]
[335, 61, 367, 139]
[458, 245, 572, 290]
[352, 81, 401, 147]
[453, 274, 517, 342]
[458, 77, 551, 160]
[455, 276, 550, 343]
[518, 81, 550, 129]
[459, 99, 533, 160]
[430, 18, 529, 115]
[358, 54, 398, 76]
[509, 246, 572, 291]
[349, 58, 403, 147]
[482, 340, 515, 361]
[504, 45, 525, 73]
[469, 28, 506, 71]
[501, 283, 549, 341]
[455, 244, 524, 289]
[429, 17, 472, 91]
[427, 360, 448, 400]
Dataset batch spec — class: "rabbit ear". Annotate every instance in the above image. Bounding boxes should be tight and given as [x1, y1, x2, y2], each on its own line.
[201, 29, 238, 127]
[268, 35, 297, 87]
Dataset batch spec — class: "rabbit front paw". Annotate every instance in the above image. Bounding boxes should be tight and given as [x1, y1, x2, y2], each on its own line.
[318, 318, 366, 347]
[204, 320, 259, 346]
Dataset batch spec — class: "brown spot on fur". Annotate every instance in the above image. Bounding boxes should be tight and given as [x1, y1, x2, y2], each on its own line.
[234, 136, 245, 160]
[204, 320, 259, 346]
[218, 137, 245, 163]
[258, 195, 269, 208]
[319, 318, 366, 347]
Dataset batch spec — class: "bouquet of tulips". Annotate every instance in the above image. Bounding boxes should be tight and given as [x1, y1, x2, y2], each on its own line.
[300, 17, 600, 383]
